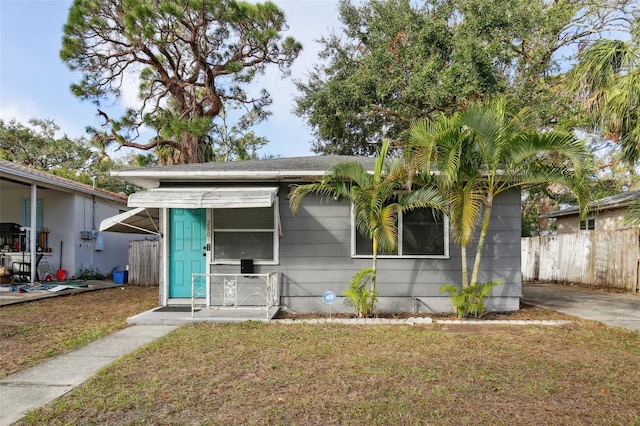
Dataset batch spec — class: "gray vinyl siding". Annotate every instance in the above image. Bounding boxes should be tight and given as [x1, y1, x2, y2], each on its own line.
[268, 184, 522, 311]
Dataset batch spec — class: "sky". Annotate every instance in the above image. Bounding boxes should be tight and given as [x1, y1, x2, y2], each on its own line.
[0, 0, 344, 159]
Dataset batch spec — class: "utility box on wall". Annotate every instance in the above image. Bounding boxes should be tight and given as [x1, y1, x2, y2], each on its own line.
[95, 235, 104, 251]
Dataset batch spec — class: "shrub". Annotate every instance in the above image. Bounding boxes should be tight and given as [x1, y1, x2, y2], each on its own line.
[343, 268, 378, 318]
[73, 266, 106, 280]
[440, 280, 503, 318]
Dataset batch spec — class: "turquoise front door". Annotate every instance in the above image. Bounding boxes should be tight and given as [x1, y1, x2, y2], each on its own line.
[169, 208, 206, 298]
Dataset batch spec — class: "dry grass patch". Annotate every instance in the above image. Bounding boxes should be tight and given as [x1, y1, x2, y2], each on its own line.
[0, 285, 158, 378]
[18, 319, 640, 425]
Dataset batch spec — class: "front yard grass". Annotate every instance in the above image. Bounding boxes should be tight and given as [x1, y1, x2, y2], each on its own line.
[0, 285, 158, 379]
[15, 318, 640, 425]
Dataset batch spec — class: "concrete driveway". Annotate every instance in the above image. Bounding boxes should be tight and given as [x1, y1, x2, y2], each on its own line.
[522, 283, 640, 331]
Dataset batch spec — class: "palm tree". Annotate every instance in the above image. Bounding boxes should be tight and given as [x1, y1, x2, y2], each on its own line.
[406, 98, 591, 289]
[569, 22, 640, 162]
[569, 24, 640, 225]
[289, 140, 448, 316]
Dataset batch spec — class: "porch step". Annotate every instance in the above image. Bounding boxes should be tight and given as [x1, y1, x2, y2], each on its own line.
[127, 306, 280, 325]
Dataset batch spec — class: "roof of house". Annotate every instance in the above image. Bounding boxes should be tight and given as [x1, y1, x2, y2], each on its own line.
[543, 189, 640, 218]
[0, 159, 128, 203]
[112, 155, 379, 189]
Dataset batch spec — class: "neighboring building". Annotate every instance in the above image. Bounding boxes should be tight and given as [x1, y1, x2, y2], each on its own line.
[0, 160, 140, 282]
[543, 189, 640, 234]
[104, 156, 523, 314]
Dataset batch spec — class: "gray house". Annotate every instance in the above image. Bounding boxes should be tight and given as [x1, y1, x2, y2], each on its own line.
[106, 156, 522, 315]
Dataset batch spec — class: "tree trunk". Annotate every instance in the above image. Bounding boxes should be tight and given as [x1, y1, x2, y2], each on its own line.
[470, 194, 493, 286]
[461, 244, 468, 288]
[371, 238, 378, 295]
[168, 133, 205, 164]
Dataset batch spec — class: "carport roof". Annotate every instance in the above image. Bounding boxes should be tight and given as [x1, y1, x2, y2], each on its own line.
[0, 159, 127, 203]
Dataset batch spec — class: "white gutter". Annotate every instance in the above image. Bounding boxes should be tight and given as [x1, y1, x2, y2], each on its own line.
[112, 170, 329, 189]
[112, 170, 328, 179]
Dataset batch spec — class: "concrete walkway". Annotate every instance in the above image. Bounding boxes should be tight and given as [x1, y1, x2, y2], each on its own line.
[522, 282, 640, 331]
[0, 325, 177, 426]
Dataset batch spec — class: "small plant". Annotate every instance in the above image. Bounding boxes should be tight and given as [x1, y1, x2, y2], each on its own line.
[343, 268, 378, 318]
[440, 280, 503, 318]
[73, 266, 106, 281]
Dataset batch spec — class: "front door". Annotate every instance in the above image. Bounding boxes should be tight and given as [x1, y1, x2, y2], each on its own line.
[169, 208, 206, 298]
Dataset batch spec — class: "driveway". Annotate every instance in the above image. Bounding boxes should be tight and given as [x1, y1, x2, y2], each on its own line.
[522, 282, 640, 331]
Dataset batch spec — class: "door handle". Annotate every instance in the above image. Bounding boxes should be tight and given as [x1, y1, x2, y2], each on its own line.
[203, 244, 211, 251]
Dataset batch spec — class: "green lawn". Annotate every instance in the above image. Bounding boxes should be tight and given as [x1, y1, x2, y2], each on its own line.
[17, 320, 640, 425]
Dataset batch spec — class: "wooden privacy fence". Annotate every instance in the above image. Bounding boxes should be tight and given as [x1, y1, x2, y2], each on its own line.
[522, 228, 640, 292]
[128, 240, 159, 286]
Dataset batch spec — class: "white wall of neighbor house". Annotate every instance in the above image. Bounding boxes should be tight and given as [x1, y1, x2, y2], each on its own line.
[204, 184, 522, 314]
[71, 194, 135, 277]
[1, 181, 135, 278]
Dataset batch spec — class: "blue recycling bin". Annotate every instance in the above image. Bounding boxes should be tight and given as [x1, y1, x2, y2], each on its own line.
[113, 270, 128, 284]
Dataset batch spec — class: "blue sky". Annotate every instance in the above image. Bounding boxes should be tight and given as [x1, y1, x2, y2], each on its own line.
[0, 0, 343, 158]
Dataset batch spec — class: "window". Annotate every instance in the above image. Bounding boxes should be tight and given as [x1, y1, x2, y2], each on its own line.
[353, 207, 448, 258]
[579, 217, 595, 230]
[21, 199, 44, 231]
[211, 202, 278, 263]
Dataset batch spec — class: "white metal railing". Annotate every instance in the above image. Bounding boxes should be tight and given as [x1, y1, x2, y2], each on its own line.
[191, 272, 279, 319]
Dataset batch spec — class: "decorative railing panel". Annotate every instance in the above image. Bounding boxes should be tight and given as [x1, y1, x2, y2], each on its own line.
[191, 272, 279, 318]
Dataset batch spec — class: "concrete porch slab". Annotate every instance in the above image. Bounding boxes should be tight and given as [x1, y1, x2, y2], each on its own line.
[127, 306, 280, 325]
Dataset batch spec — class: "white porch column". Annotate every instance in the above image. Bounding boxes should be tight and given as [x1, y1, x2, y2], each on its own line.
[30, 184, 37, 283]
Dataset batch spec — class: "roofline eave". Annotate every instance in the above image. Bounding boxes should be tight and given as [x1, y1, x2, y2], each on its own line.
[0, 169, 126, 204]
[111, 170, 330, 189]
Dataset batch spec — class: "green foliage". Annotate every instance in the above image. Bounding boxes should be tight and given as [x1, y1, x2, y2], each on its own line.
[209, 104, 269, 161]
[0, 118, 92, 170]
[406, 97, 591, 287]
[296, 0, 633, 155]
[60, 0, 302, 164]
[0, 117, 144, 194]
[568, 21, 640, 163]
[343, 268, 378, 318]
[439, 280, 502, 318]
[73, 266, 107, 281]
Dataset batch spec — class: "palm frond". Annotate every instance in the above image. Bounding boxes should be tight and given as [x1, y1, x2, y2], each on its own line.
[399, 186, 449, 214]
[572, 39, 633, 94]
[374, 139, 390, 182]
[507, 131, 587, 175]
[623, 199, 640, 226]
[289, 182, 341, 215]
[373, 203, 399, 253]
[448, 180, 485, 246]
[327, 161, 373, 189]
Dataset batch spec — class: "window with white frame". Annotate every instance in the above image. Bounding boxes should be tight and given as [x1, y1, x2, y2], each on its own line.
[353, 206, 448, 258]
[579, 217, 595, 230]
[211, 203, 279, 263]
